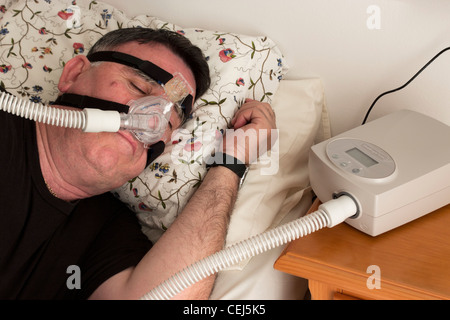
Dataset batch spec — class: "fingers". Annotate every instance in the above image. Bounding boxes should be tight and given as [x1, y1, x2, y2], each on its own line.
[231, 99, 276, 130]
[220, 99, 278, 165]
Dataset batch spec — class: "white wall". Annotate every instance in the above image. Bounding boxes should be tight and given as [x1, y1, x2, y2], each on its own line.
[105, 0, 450, 135]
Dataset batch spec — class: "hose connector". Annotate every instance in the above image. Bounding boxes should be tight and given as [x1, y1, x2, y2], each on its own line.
[319, 195, 358, 227]
[82, 108, 120, 132]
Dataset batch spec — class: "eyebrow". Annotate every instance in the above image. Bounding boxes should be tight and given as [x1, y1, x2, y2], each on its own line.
[131, 68, 158, 85]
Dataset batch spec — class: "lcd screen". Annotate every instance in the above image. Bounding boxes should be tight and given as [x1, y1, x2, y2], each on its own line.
[346, 147, 378, 167]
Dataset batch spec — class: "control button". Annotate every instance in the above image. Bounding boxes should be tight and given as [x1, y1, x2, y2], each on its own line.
[352, 168, 361, 174]
[340, 162, 349, 167]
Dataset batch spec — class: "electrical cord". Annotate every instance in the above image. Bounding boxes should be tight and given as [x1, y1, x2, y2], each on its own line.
[140, 194, 358, 300]
[362, 46, 450, 125]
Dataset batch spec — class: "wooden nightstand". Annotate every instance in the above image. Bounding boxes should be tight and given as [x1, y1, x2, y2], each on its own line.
[274, 199, 450, 300]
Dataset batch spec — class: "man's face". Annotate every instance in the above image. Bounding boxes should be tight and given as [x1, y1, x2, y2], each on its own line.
[50, 42, 196, 193]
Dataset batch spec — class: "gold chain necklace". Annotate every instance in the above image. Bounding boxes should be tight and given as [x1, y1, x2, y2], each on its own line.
[44, 179, 58, 198]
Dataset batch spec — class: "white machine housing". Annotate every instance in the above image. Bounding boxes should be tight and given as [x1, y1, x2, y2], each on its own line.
[309, 109, 450, 236]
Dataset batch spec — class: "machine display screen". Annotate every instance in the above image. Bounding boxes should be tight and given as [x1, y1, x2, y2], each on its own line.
[346, 147, 378, 167]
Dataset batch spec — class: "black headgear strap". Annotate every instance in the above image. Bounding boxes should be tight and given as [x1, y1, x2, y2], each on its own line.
[53, 93, 130, 113]
[86, 51, 194, 116]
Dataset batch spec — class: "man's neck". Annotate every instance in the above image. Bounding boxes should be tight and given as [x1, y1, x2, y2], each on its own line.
[35, 123, 92, 201]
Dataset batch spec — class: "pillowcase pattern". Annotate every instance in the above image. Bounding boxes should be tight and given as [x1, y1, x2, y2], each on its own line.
[0, 0, 288, 242]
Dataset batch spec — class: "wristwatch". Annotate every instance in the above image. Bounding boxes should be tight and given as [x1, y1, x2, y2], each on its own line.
[206, 152, 249, 189]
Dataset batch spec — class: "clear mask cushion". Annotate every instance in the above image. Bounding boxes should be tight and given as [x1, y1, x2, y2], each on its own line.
[125, 73, 193, 147]
[126, 95, 173, 148]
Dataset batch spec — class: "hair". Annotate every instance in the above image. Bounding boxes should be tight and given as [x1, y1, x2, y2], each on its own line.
[87, 27, 210, 105]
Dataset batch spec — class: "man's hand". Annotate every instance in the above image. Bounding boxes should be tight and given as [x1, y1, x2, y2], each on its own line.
[221, 98, 278, 164]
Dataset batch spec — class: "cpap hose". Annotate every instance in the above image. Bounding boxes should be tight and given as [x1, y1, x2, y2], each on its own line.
[0, 91, 162, 134]
[0, 91, 88, 129]
[140, 195, 358, 300]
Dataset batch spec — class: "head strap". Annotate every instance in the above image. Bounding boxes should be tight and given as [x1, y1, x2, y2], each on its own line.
[86, 51, 194, 115]
[53, 93, 129, 113]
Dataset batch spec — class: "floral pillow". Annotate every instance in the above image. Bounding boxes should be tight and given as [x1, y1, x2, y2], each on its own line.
[0, 0, 288, 242]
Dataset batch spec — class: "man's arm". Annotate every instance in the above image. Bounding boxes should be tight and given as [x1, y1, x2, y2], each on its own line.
[89, 99, 276, 300]
[137, 164, 239, 299]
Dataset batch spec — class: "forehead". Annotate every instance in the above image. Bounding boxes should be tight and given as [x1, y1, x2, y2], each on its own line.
[114, 42, 196, 97]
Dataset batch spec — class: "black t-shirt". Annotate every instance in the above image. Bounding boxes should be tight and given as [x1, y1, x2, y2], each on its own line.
[0, 110, 152, 299]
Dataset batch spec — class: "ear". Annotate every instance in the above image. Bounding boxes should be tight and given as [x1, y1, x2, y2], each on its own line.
[58, 55, 91, 93]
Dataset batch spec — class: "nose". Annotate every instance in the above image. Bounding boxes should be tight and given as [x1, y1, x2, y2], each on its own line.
[146, 113, 161, 131]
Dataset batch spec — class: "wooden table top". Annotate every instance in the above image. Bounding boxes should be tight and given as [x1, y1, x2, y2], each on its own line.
[275, 200, 450, 299]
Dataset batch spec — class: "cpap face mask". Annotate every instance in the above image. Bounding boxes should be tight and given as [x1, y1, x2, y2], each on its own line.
[125, 95, 175, 147]
[123, 73, 192, 147]
[0, 50, 194, 165]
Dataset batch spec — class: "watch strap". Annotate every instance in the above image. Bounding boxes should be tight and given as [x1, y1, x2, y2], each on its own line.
[206, 152, 248, 178]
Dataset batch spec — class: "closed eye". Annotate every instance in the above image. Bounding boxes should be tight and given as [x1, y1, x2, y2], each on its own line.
[130, 82, 147, 95]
